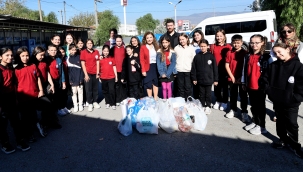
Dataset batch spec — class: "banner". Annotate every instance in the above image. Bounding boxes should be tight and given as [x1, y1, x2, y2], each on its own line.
[121, 0, 127, 6]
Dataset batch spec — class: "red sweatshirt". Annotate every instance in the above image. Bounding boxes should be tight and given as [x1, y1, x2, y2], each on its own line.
[247, 54, 261, 90]
[211, 44, 232, 74]
[80, 49, 99, 75]
[0, 64, 14, 93]
[99, 57, 116, 79]
[37, 62, 48, 84]
[112, 46, 125, 73]
[226, 49, 247, 82]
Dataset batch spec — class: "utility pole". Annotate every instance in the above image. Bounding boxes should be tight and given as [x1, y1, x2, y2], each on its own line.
[58, 10, 63, 24]
[94, 0, 102, 28]
[63, 1, 66, 25]
[38, 0, 43, 21]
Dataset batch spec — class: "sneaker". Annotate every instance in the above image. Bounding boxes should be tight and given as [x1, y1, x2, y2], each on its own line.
[272, 140, 288, 149]
[116, 103, 120, 106]
[93, 102, 101, 109]
[1, 142, 15, 154]
[112, 106, 116, 110]
[225, 110, 236, 119]
[244, 123, 256, 131]
[241, 113, 250, 123]
[205, 107, 211, 115]
[79, 105, 84, 112]
[273, 116, 277, 122]
[88, 104, 93, 112]
[83, 102, 89, 107]
[219, 103, 227, 111]
[57, 109, 66, 116]
[213, 102, 220, 110]
[249, 125, 267, 135]
[106, 104, 110, 109]
[63, 107, 71, 114]
[73, 105, 79, 113]
[17, 140, 30, 152]
[36, 123, 47, 137]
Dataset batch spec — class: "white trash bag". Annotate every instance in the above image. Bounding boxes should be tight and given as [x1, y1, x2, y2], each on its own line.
[185, 103, 208, 131]
[118, 114, 133, 136]
[158, 100, 179, 133]
[136, 108, 159, 134]
[168, 97, 186, 108]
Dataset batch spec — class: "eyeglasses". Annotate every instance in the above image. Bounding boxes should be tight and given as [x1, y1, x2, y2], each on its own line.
[249, 42, 261, 45]
[282, 30, 293, 34]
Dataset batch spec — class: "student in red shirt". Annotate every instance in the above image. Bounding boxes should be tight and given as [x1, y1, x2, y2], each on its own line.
[111, 35, 126, 105]
[99, 45, 118, 110]
[30, 46, 61, 130]
[210, 29, 232, 111]
[242, 34, 273, 135]
[80, 39, 101, 112]
[14, 47, 46, 143]
[225, 35, 249, 122]
[0, 48, 30, 154]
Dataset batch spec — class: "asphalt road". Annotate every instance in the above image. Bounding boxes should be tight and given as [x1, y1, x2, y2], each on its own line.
[0, 87, 303, 172]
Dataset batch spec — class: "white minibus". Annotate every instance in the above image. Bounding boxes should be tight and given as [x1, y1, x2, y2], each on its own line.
[189, 10, 278, 50]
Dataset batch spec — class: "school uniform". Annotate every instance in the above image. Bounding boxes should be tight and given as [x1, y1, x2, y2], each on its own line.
[192, 42, 201, 99]
[100, 57, 116, 106]
[156, 49, 177, 99]
[259, 55, 303, 150]
[121, 54, 142, 99]
[174, 44, 196, 99]
[48, 57, 66, 110]
[226, 48, 248, 113]
[68, 54, 84, 108]
[140, 44, 159, 90]
[242, 53, 272, 129]
[80, 49, 99, 104]
[211, 43, 232, 104]
[0, 64, 24, 145]
[112, 45, 127, 103]
[191, 52, 218, 107]
[132, 46, 140, 56]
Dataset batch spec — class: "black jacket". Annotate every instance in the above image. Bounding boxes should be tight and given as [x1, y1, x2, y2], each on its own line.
[68, 54, 84, 86]
[121, 55, 141, 85]
[259, 56, 303, 107]
[159, 31, 180, 49]
[191, 52, 218, 85]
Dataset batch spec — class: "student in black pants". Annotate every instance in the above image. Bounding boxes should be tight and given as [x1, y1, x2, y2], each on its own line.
[191, 39, 218, 115]
[259, 42, 303, 158]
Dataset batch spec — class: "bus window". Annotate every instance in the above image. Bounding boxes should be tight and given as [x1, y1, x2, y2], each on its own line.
[205, 24, 224, 35]
[273, 19, 277, 32]
[189, 27, 202, 39]
[241, 20, 267, 33]
[225, 22, 240, 34]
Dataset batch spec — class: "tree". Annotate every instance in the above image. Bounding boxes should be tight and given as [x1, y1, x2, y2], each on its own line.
[250, 0, 303, 39]
[94, 10, 120, 46]
[154, 25, 166, 34]
[68, 12, 95, 27]
[44, 11, 58, 23]
[136, 13, 158, 35]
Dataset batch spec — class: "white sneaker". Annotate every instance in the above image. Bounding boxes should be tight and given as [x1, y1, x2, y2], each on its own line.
[116, 103, 120, 106]
[213, 102, 220, 110]
[79, 105, 84, 112]
[57, 109, 66, 116]
[83, 102, 89, 107]
[241, 113, 250, 123]
[93, 102, 101, 109]
[249, 125, 267, 135]
[219, 103, 227, 111]
[106, 104, 110, 109]
[63, 107, 71, 114]
[225, 110, 236, 119]
[88, 104, 93, 112]
[112, 106, 116, 110]
[205, 107, 211, 115]
[73, 105, 78, 113]
[244, 123, 256, 131]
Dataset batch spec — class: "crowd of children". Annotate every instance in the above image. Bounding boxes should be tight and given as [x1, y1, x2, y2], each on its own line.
[0, 22, 303, 158]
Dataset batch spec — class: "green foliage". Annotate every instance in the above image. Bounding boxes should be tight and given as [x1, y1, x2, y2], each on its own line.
[44, 11, 58, 23]
[68, 12, 94, 27]
[135, 13, 158, 35]
[94, 10, 120, 46]
[154, 25, 167, 34]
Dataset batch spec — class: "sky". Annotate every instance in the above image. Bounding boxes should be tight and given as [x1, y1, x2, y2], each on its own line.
[24, 0, 254, 25]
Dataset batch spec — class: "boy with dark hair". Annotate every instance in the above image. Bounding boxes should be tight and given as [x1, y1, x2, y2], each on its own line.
[225, 34, 249, 122]
[159, 19, 180, 49]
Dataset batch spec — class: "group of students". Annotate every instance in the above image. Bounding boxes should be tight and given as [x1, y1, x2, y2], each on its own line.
[0, 20, 302, 159]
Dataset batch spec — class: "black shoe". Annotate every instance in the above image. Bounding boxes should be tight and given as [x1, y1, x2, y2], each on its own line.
[28, 135, 37, 143]
[1, 142, 15, 154]
[17, 140, 30, 152]
[36, 123, 47, 137]
[272, 140, 287, 149]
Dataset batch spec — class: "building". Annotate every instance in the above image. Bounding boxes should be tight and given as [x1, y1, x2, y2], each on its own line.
[118, 24, 138, 36]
